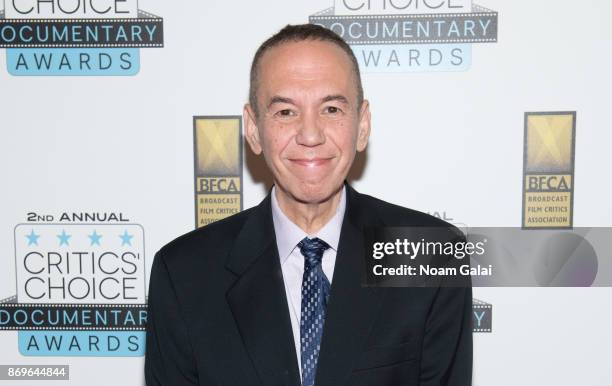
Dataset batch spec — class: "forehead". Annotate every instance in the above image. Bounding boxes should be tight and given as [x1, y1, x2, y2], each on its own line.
[257, 40, 356, 98]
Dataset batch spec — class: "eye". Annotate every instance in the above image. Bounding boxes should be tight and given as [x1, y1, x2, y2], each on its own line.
[275, 109, 296, 117]
[324, 106, 342, 114]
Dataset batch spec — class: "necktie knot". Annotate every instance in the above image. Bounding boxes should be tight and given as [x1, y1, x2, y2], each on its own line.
[298, 237, 330, 267]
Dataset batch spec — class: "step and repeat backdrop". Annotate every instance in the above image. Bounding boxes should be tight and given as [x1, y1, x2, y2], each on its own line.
[1, 0, 611, 385]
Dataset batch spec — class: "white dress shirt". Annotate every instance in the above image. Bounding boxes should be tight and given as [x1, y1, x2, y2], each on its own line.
[271, 185, 347, 379]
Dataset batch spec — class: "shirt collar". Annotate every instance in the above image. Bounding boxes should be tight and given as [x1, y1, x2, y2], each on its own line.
[271, 185, 346, 264]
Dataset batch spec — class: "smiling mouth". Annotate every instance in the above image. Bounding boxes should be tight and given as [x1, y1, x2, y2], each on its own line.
[288, 157, 334, 167]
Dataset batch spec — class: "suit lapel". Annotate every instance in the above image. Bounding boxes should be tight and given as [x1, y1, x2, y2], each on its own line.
[315, 184, 385, 386]
[225, 193, 301, 386]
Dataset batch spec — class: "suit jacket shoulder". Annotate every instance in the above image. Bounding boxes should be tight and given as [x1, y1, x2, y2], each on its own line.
[156, 205, 254, 267]
[350, 188, 464, 239]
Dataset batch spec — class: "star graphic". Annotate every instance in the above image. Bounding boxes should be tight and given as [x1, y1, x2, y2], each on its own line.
[119, 230, 133, 246]
[88, 230, 103, 246]
[25, 229, 40, 246]
[57, 229, 71, 246]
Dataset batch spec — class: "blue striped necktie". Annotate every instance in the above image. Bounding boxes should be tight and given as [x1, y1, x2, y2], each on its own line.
[298, 237, 331, 386]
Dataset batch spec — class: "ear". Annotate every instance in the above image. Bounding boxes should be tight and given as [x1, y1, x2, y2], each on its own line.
[356, 99, 371, 152]
[243, 103, 263, 155]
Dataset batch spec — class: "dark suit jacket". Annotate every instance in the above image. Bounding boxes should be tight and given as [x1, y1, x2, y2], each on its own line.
[145, 183, 472, 386]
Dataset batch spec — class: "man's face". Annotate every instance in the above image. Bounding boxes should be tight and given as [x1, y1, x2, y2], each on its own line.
[244, 40, 371, 204]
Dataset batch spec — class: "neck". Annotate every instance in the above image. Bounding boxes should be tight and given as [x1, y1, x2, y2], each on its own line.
[274, 184, 343, 234]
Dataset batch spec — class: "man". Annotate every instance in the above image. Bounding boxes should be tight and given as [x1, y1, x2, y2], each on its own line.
[145, 24, 472, 386]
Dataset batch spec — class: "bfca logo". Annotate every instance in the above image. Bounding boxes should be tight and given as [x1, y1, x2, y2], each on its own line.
[0, 212, 147, 356]
[0, 0, 164, 75]
[310, 0, 497, 72]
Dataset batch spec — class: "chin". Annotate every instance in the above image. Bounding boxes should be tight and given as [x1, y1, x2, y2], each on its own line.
[288, 179, 343, 204]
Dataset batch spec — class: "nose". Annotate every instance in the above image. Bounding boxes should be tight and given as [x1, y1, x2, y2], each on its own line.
[295, 109, 325, 147]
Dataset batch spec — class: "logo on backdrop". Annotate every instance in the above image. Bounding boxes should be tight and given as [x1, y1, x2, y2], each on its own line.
[309, 0, 498, 72]
[472, 298, 492, 332]
[0, 212, 147, 356]
[0, 0, 164, 75]
[193, 116, 243, 228]
[429, 210, 492, 333]
[522, 112, 576, 229]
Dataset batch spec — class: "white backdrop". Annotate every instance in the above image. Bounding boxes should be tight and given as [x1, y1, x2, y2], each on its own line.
[1, 0, 611, 385]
